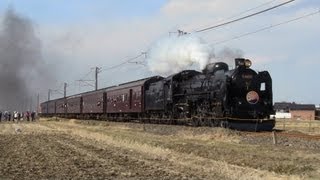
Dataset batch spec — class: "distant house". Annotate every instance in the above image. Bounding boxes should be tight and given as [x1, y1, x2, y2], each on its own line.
[290, 104, 315, 120]
[316, 105, 320, 120]
[274, 102, 316, 120]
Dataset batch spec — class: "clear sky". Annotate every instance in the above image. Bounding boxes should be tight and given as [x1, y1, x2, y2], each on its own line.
[0, 0, 319, 105]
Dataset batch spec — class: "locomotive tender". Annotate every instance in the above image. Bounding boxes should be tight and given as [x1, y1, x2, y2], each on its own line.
[41, 58, 275, 131]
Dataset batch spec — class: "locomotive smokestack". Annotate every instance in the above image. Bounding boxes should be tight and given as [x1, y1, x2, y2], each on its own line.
[235, 58, 246, 68]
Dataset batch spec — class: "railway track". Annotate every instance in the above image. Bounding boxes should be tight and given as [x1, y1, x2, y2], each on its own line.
[44, 115, 275, 132]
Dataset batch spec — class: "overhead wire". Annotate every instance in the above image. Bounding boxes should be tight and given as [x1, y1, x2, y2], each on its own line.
[80, 68, 94, 80]
[77, 80, 95, 88]
[220, 0, 277, 22]
[101, 53, 145, 71]
[211, 9, 320, 45]
[169, 0, 277, 35]
[195, 0, 295, 33]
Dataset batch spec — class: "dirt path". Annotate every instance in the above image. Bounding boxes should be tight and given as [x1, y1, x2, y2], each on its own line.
[0, 119, 319, 179]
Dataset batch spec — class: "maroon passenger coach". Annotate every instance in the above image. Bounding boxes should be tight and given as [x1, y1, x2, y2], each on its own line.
[66, 95, 82, 114]
[40, 76, 163, 118]
[81, 89, 107, 119]
[55, 98, 66, 114]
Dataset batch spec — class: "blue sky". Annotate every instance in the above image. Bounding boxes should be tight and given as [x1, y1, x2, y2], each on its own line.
[0, 0, 319, 105]
[0, 0, 166, 23]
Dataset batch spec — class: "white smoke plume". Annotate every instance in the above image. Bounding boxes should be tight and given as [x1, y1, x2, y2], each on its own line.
[212, 47, 244, 67]
[147, 34, 214, 76]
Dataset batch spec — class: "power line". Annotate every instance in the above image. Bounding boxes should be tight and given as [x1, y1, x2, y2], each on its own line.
[220, 0, 277, 22]
[74, 66, 101, 91]
[101, 53, 145, 71]
[195, 0, 295, 33]
[127, 52, 148, 66]
[169, 0, 277, 36]
[80, 68, 94, 80]
[76, 79, 95, 88]
[211, 9, 320, 45]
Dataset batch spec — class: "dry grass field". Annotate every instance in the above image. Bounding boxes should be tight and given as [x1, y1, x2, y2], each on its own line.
[275, 119, 320, 134]
[0, 118, 320, 179]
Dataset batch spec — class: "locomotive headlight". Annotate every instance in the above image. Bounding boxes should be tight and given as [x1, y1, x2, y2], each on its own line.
[244, 59, 252, 68]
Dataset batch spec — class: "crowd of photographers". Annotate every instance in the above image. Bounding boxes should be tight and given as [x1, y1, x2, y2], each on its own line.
[0, 111, 36, 122]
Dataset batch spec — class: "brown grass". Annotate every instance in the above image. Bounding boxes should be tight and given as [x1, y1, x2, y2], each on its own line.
[276, 119, 320, 134]
[175, 128, 241, 143]
[41, 120, 290, 180]
[40, 119, 320, 178]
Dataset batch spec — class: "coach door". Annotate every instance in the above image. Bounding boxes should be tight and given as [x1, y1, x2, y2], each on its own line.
[129, 89, 133, 109]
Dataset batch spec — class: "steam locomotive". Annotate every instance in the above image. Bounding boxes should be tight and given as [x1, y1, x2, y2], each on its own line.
[41, 58, 275, 131]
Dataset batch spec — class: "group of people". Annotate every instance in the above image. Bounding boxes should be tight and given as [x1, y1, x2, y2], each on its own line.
[0, 111, 36, 122]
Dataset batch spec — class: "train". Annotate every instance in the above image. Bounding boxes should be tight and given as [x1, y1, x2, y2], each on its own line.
[40, 58, 275, 131]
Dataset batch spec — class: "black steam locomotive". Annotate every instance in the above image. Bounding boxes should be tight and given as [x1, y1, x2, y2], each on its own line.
[41, 58, 275, 131]
[145, 58, 274, 131]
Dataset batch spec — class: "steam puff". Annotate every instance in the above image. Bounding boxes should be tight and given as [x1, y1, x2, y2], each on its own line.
[147, 35, 213, 76]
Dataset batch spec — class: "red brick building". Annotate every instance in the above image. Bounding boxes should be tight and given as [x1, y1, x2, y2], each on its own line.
[274, 102, 315, 120]
[290, 104, 315, 120]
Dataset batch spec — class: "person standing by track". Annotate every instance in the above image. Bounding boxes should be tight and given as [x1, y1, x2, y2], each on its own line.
[26, 111, 30, 121]
[18, 112, 21, 121]
[31, 111, 35, 121]
[8, 112, 11, 121]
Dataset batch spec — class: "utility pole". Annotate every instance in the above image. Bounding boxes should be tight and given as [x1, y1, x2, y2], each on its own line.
[37, 93, 40, 114]
[95, 67, 101, 90]
[64, 83, 67, 97]
[29, 96, 33, 111]
[142, 52, 147, 58]
[48, 89, 51, 101]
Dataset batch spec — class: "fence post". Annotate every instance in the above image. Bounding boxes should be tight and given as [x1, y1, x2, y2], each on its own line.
[309, 116, 312, 132]
[272, 131, 277, 145]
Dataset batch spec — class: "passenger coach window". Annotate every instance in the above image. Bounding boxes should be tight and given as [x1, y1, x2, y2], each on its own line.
[260, 83, 266, 91]
[136, 92, 141, 99]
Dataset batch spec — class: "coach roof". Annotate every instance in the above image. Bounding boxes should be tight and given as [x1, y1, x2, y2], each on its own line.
[107, 76, 163, 91]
